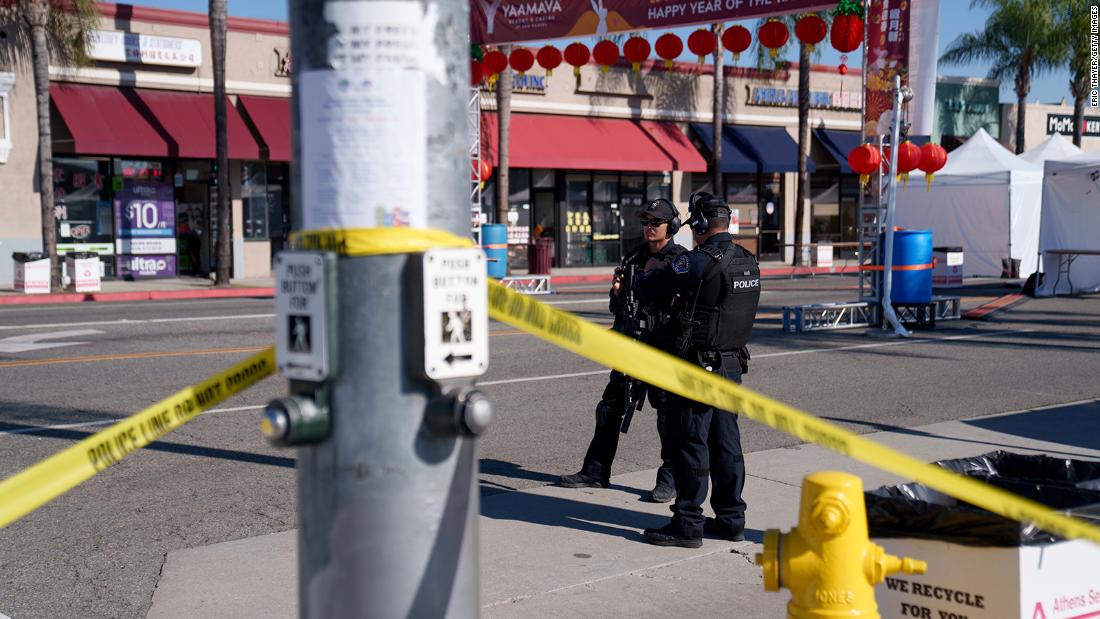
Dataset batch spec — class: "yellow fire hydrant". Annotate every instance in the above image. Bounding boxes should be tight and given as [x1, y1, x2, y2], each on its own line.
[755, 471, 928, 619]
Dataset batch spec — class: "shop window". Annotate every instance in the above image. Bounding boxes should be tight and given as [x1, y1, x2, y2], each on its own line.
[724, 173, 758, 231]
[564, 174, 591, 266]
[507, 169, 531, 269]
[592, 174, 620, 265]
[53, 157, 114, 277]
[645, 172, 672, 202]
[810, 174, 841, 243]
[266, 164, 290, 252]
[242, 162, 269, 240]
[0, 72, 12, 164]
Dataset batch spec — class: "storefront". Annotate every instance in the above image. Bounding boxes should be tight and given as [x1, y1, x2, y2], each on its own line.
[0, 4, 293, 285]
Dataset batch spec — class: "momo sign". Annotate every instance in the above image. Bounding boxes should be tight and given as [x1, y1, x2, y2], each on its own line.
[87, 31, 202, 68]
[1046, 114, 1100, 137]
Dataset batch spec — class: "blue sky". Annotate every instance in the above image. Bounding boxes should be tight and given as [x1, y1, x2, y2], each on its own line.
[137, 0, 1074, 104]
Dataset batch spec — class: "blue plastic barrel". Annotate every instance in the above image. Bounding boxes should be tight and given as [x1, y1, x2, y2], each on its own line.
[888, 229, 933, 304]
[481, 224, 508, 279]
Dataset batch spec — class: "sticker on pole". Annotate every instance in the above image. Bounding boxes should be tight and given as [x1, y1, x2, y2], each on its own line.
[275, 251, 335, 381]
[421, 248, 488, 381]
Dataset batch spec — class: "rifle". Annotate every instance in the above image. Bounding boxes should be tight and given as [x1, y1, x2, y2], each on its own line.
[618, 263, 647, 434]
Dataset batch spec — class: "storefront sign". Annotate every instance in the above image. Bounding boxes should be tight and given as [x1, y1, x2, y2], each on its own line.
[274, 48, 293, 77]
[481, 73, 546, 94]
[117, 255, 177, 279]
[748, 87, 862, 111]
[472, 0, 835, 45]
[87, 31, 202, 68]
[864, 0, 910, 139]
[1046, 114, 1100, 137]
[57, 243, 114, 255]
[116, 238, 178, 255]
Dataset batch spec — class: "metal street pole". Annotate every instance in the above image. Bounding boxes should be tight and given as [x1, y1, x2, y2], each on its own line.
[880, 74, 911, 338]
[272, 1, 489, 617]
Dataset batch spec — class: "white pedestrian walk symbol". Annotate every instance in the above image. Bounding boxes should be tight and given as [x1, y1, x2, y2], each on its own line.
[444, 308, 472, 344]
[290, 315, 311, 353]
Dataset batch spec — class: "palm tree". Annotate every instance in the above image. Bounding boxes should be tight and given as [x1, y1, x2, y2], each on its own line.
[495, 45, 511, 228]
[0, 0, 97, 291]
[752, 13, 829, 266]
[209, 0, 230, 286]
[941, 0, 1063, 154]
[1057, 1, 1098, 147]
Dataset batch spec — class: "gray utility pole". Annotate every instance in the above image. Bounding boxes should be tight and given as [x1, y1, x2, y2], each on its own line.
[710, 23, 724, 198]
[270, 1, 491, 617]
[880, 74, 912, 338]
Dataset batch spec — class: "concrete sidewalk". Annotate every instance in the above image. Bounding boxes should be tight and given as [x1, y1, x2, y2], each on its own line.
[147, 400, 1100, 618]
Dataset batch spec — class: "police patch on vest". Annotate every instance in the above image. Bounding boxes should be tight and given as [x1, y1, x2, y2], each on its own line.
[672, 254, 691, 274]
[732, 277, 760, 290]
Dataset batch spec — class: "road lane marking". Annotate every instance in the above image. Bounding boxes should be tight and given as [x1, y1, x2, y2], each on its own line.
[0, 314, 275, 331]
[477, 329, 1033, 386]
[0, 330, 104, 353]
[0, 405, 266, 437]
[0, 346, 269, 369]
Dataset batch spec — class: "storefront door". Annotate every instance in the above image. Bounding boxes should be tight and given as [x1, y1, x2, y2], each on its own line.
[175, 161, 211, 276]
[758, 174, 784, 259]
[620, 175, 646, 255]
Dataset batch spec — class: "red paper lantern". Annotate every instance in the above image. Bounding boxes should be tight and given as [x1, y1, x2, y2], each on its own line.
[654, 33, 683, 69]
[509, 47, 535, 78]
[847, 144, 881, 190]
[537, 45, 562, 76]
[831, 14, 864, 53]
[471, 159, 492, 184]
[794, 15, 827, 52]
[592, 40, 619, 73]
[687, 29, 716, 64]
[886, 141, 923, 187]
[623, 36, 650, 74]
[470, 59, 483, 86]
[918, 143, 948, 190]
[758, 20, 789, 60]
[838, 63, 848, 75]
[482, 49, 508, 85]
[722, 25, 752, 62]
[563, 42, 590, 77]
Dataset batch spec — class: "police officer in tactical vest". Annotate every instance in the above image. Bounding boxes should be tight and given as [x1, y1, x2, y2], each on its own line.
[560, 198, 688, 503]
[634, 191, 761, 548]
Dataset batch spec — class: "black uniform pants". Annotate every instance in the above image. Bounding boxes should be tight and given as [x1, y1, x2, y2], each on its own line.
[580, 369, 675, 488]
[667, 351, 747, 538]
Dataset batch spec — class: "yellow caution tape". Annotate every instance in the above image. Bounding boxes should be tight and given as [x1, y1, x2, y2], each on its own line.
[291, 227, 474, 255]
[289, 228, 1100, 544]
[0, 348, 275, 529]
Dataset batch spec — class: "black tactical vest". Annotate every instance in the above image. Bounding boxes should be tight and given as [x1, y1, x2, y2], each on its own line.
[677, 242, 760, 353]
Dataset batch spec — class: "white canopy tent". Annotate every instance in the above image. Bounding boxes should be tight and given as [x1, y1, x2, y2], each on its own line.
[1019, 132, 1083, 166]
[895, 128, 1043, 278]
[1036, 150, 1100, 296]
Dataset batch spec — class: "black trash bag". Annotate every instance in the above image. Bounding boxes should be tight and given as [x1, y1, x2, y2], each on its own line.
[866, 451, 1100, 547]
[933, 450, 1100, 491]
[12, 252, 48, 263]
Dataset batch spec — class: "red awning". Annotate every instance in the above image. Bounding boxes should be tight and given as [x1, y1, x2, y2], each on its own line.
[51, 84, 260, 159]
[50, 83, 169, 157]
[480, 113, 705, 173]
[132, 88, 259, 159]
[237, 95, 291, 162]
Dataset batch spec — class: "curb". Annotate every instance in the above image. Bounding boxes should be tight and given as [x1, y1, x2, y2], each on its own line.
[962, 293, 1027, 320]
[0, 265, 858, 305]
[0, 287, 276, 306]
[551, 264, 859, 285]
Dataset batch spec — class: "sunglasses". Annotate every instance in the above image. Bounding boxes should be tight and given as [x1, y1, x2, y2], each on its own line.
[641, 218, 667, 228]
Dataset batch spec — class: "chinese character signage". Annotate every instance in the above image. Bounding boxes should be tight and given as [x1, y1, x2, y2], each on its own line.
[88, 31, 203, 68]
[863, 0, 910, 139]
[472, 0, 836, 45]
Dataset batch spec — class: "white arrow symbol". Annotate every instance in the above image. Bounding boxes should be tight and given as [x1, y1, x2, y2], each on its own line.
[0, 329, 104, 354]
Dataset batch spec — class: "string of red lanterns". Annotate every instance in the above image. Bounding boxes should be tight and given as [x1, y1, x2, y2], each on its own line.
[850, 142, 948, 192]
[470, 12, 867, 83]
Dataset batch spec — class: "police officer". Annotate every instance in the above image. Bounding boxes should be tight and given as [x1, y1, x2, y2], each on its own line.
[560, 198, 687, 503]
[635, 191, 760, 548]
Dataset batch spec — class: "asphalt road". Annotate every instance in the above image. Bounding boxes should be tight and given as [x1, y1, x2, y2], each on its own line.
[0, 276, 1097, 618]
